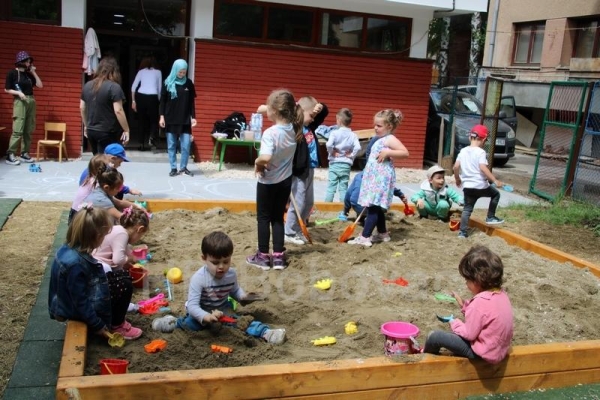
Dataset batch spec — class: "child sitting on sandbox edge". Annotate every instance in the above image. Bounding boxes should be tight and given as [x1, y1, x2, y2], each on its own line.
[152, 231, 286, 344]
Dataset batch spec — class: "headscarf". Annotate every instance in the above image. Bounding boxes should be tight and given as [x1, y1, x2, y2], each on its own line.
[164, 59, 188, 99]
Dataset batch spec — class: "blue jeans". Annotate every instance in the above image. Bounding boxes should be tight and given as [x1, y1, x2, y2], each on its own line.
[423, 330, 478, 359]
[167, 132, 191, 170]
[325, 162, 351, 202]
[177, 313, 204, 331]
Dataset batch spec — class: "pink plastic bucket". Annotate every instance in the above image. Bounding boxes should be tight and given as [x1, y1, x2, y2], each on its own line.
[381, 321, 420, 355]
[132, 245, 148, 260]
[100, 358, 129, 375]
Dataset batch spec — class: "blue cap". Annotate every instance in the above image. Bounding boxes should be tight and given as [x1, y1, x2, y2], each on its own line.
[104, 143, 129, 162]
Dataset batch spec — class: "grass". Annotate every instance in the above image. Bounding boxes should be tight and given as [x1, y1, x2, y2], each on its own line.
[466, 384, 600, 399]
[506, 200, 600, 235]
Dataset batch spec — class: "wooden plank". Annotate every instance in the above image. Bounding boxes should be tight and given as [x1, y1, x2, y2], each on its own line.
[470, 217, 600, 277]
[56, 341, 600, 400]
[58, 321, 87, 378]
[354, 129, 375, 140]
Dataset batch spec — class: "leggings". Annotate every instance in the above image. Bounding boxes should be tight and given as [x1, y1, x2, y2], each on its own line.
[362, 205, 386, 238]
[423, 330, 478, 359]
[256, 176, 292, 253]
[106, 270, 133, 327]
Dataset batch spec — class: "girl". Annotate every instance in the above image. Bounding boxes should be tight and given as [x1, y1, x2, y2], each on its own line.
[131, 56, 162, 150]
[423, 245, 514, 364]
[284, 96, 328, 245]
[69, 154, 108, 223]
[48, 206, 142, 341]
[246, 89, 302, 270]
[159, 59, 197, 177]
[348, 109, 409, 247]
[5, 50, 43, 165]
[83, 165, 139, 221]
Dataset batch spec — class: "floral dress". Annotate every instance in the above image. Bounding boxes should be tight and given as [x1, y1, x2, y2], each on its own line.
[358, 134, 395, 210]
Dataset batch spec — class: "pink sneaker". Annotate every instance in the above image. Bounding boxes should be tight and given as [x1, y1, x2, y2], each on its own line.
[112, 320, 143, 340]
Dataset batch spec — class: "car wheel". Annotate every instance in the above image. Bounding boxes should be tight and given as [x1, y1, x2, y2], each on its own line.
[493, 158, 510, 167]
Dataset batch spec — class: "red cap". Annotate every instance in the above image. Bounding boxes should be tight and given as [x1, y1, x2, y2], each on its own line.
[470, 124, 488, 139]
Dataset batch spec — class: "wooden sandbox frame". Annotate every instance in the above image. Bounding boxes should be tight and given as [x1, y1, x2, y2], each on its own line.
[56, 201, 600, 400]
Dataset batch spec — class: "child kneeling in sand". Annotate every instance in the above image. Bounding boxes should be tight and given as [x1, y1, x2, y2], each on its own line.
[153, 231, 285, 344]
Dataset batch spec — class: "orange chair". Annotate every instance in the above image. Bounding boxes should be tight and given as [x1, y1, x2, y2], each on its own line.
[37, 122, 69, 162]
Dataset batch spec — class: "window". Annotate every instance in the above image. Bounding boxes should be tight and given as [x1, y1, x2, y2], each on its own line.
[513, 22, 545, 64]
[214, 0, 412, 54]
[574, 19, 600, 58]
[8, 0, 60, 24]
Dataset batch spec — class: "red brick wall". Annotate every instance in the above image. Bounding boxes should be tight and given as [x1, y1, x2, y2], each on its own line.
[193, 40, 432, 168]
[0, 22, 83, 158]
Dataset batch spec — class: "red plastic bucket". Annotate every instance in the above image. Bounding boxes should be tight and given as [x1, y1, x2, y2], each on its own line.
[129, 267, 148, 289]
[99, 358, 129, 375]
[381, 321, 420, 355]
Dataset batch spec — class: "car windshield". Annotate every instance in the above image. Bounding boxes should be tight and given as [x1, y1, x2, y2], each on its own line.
[431, 91, 482, 116]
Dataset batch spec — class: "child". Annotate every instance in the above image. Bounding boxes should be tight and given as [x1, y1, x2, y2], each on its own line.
[325, 108, 360, 202]
[48, 206, 142, 340]
[166, 231, 285, 344]
[69, 154, 108, 223]
[411, 165, 463, 221]
[348, 109, 409, 247]
[453, 125, 505, 239]
[83, 165, 139, 221]
[423, 245, 514, 364]
[284, 96, 328, 245]
[246, 89, 302, 270]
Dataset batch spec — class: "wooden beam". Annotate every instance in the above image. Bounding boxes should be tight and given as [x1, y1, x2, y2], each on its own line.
[58, 321, 87, 378]
[56, 341, 600, 400]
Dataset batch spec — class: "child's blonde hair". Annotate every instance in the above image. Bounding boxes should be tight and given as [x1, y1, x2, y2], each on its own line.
[337, 108, 353, 127]
[267, 88, 304, 141]
[297, 96, 317, 112]
[375, 109, 404, 131]
[119, 206, 150, 230]
[67, 207, 113, 253]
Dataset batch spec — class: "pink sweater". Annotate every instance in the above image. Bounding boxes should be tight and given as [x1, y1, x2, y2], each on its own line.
[92, 225, 132, 271]
[450, 290, 513, 364]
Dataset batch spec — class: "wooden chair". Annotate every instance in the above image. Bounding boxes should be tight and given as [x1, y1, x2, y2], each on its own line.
[37, 122, 69, 162]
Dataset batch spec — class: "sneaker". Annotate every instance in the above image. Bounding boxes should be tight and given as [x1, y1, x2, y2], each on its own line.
[112, 320, 142, 340]
[20, 152, 33, 163]
[371, 232, 391, 243]
[338, 212, 348, 222]
[458, 232, 468, 239]
[272, 252, 287, 270]
[152, 315, 178, 333]
[5, 153, 20, 165]
[262, 328, 286, 344]
[179, 168, 194, 177]
[347, 235, 372, 247]
[246, 251, 271, 270]
[127, 303, 139, 313]
[169, 169, 178, 177]
[284, 234, 306, 245]
[485, 216, 505, 225]
[149, 138, 155, 147]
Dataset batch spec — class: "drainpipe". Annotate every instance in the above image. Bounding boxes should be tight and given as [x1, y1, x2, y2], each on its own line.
[487, 0, 500, 66]
[433, 0, 455, 18]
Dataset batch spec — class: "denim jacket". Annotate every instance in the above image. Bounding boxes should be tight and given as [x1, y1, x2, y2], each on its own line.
[48, 244, 111, 332]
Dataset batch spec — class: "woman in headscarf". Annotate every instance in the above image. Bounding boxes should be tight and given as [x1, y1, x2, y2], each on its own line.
[80, 56, 130, 155]
[159, 59, 197, 177]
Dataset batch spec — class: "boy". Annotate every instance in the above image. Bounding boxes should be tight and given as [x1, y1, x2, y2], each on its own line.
[453, 125, 505, 239]
[162, 231, 285, 344]
[411, 165, 463, 221]
[324, 108, 360, 202]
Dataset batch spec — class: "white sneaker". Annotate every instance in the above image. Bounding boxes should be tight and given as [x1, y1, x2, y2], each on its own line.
[262, 328, 286, 344]
[284, 234, 306, 245]
[347, 235, 372, 247]
[152, 315, 178, 333]
[371, 232, 391, 243]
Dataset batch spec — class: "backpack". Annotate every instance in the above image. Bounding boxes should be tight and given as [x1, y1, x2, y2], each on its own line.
[292, 134, 310, 179]
[212, 112, 247, 139]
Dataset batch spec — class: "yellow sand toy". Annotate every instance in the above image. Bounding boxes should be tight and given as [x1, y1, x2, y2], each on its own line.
[344, 321, 358, 335]
[107, 332, 125, 348]
[311, 336, 337, 346]
[313, 279, 332, 290]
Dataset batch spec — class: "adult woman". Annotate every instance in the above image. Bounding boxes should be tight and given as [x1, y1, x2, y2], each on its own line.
[159, 59, 196, 177]
[4, 51, 43, 165]
[131, 56, 161, 150]
[80, 57, 130, 155]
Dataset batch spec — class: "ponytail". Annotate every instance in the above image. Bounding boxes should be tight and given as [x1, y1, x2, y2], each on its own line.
[293, 103, 304, 142]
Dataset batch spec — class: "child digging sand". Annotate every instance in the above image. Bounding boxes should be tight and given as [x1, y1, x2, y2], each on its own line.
[154, 231, 285, 344]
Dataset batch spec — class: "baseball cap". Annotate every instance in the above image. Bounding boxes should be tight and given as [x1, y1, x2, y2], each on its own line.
[104, 143, 130, 162]
[470, 124, 489, 139]
[426, 165, 446, 179]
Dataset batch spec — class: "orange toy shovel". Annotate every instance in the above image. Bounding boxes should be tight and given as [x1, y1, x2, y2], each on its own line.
[338, 208, 367, 243]
[289, 193, 312, 244]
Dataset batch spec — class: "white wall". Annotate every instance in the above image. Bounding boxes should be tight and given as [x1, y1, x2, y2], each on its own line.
[62, 0, 85, 29]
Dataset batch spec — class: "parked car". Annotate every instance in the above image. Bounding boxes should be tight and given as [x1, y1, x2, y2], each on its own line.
[425, 89, 517, 167]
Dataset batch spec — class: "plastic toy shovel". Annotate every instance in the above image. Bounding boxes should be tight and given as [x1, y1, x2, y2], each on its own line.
[403, 200, 415, 216]
[338, 208, 366, 243]
[289, 193, 312, 244]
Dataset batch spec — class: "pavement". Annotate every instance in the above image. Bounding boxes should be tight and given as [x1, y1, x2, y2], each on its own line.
[0, 151, 538, 208]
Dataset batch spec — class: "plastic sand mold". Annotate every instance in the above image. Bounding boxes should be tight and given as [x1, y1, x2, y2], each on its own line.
[313, 279, 332, 290]
[107, 332, 125, 348]
[383, 277, 408, 286]
[434, 293, 457, 303]
[311, 336, 337, 346]
[144, 339, 167, 353]
[344, 322, 358, 335]
[211, 344, 233, 353]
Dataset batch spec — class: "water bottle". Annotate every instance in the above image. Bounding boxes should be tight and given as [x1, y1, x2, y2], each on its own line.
[251, 113, 262, 141]
[15, 84, 22, 92]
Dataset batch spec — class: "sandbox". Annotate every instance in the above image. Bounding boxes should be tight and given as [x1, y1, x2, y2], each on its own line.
[56, 201, 600, 400]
